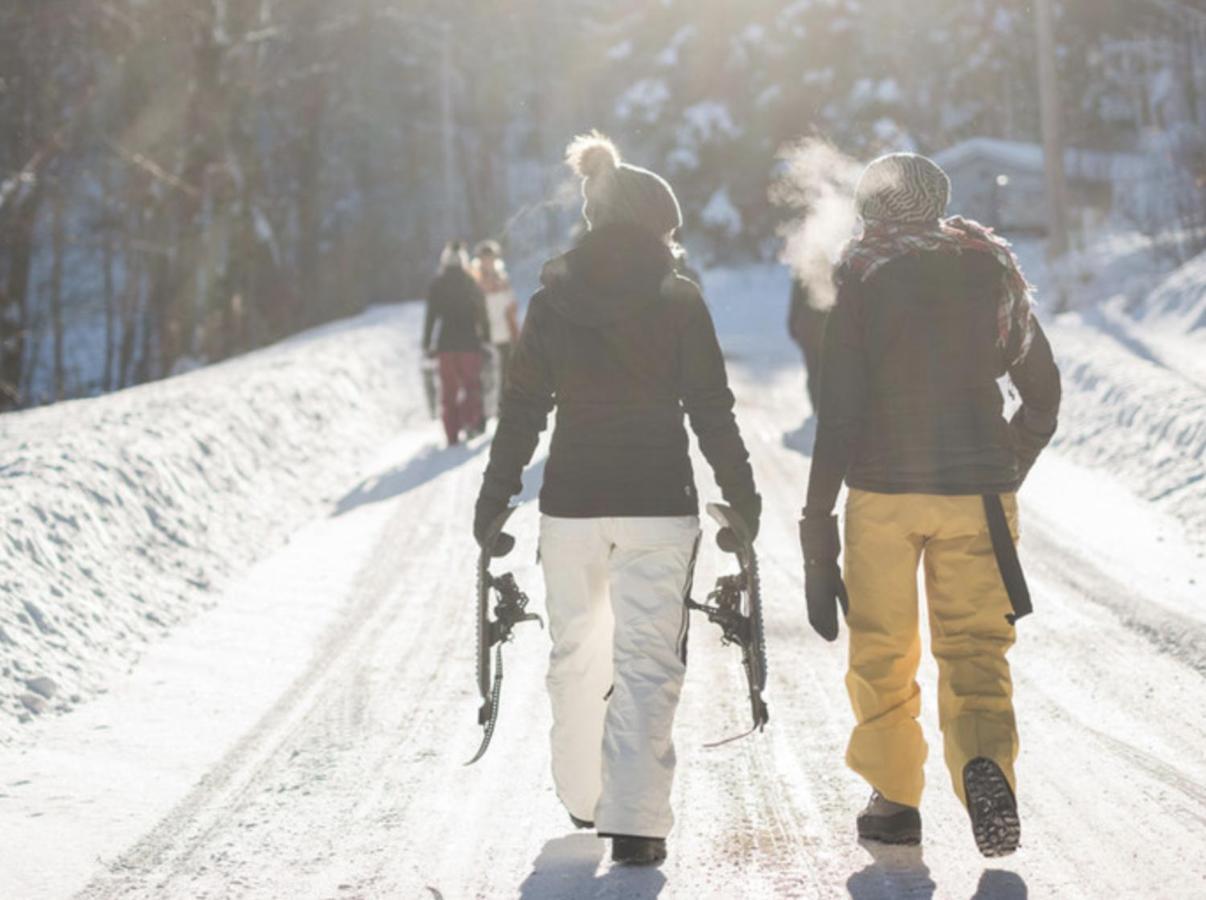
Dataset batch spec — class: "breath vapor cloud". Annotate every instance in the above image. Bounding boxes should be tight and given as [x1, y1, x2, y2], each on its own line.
[771, 139, 864, 311]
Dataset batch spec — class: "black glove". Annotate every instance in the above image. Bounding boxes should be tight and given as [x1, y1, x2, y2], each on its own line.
[717, 495, 762, 554]
[473, 495, 516, 558]
[799, 512, 848, 642]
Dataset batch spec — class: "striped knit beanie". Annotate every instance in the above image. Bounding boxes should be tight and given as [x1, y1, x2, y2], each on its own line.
[565, 131, 683, 237]
[855, 153, 951, 224]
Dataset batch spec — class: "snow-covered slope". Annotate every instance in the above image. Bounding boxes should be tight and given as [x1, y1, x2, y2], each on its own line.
[1045, 311, 1206, 539]
[1006, 239, 1206, 544]
[0, 305, 424, 741]
[1141, 249, 1206, 334]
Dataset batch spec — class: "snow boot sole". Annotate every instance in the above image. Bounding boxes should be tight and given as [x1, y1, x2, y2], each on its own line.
[609, 835, 667, 866]
[963, 757, 1021, 858]
[856, 808, 922, 846]
[569, 814, 595, 830]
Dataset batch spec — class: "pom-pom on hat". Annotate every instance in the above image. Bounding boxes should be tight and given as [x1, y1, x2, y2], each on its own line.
[565, 131, 682, 236]
[855, 153, 951, 224]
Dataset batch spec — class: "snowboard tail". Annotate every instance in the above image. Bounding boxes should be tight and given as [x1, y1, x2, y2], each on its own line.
[688, 503, 769, 744]
[466, 507, 541, 766]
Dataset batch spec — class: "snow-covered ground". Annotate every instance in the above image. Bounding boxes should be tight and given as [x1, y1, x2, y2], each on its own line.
[1015, 238, 1206, 543]
[0, 307, 424, 742]
[1, 249, 1205, 898]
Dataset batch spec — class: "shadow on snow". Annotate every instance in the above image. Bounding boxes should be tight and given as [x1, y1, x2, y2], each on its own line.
[517, 834, 666, 900]
[781, 414, 817, 459]
[846, 840, 1027, 900]
[333, 439, 487, 516]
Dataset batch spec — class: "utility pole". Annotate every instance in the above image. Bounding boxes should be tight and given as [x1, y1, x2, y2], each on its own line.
[1034, 0, 1071, 263]
[439, 21, 458, 241]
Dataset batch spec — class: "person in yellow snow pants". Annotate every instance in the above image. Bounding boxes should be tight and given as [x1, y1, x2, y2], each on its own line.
[798, 153, 1062, 858]
[843, 489, 1019, 811]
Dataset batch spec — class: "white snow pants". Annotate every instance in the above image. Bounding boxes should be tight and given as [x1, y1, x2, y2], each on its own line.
[539, 514, 700, 838]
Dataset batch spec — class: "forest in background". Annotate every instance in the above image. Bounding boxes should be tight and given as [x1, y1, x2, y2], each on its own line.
[1, 0, 1203, 409]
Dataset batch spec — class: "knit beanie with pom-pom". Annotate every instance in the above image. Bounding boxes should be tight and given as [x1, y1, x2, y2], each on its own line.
[565, 131, 682, 237]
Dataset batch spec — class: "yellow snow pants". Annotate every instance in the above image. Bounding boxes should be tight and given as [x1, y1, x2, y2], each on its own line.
[843, 489, 1020, 809]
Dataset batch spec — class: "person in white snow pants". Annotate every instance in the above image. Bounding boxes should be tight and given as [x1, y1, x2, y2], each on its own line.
[541, 515, 699, 838]
[474, 132, 759, 866]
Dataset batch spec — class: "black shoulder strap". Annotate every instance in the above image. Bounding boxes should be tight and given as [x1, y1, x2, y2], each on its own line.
[983, 494, 1032, 624]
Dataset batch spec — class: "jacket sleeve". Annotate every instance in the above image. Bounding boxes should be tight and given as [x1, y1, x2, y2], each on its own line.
[472, 280, 490, 345]
[478, 293, 555, 504]
[505, 290, 521, 342]
[422, 285, 438, 351]
[788, 280, 806, 345]
[1008, 315, 1061, 480]
[678, 288, 759, 510]
[804, 279, 868, 517]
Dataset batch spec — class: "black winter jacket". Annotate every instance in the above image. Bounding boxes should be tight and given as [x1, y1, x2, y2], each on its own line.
[805, 248, 1061, 516]
[479, 224, 759, 519]
[423, 266, 488, 353]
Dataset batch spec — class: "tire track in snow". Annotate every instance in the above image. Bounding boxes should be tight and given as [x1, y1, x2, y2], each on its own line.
[78, 439, 494, 898]
[1024, 521, 1206, 677]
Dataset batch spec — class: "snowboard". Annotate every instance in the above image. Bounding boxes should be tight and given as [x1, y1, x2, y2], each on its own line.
[466, 507, 541, 765]
[689, 502, 769, 742]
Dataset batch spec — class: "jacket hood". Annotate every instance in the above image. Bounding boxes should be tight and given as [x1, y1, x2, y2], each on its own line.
[540, 224, 675, 327]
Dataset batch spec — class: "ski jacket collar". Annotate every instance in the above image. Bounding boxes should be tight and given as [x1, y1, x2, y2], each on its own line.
[540, 223, 675, 327]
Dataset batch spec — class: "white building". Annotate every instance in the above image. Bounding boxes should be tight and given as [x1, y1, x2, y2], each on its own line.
[933, 138, 1141, 235]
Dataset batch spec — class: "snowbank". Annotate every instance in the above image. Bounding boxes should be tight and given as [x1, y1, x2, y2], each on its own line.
[1008, 239, 1206, 541]
[0, 304, 424, 741]
[1045, 311, 1206, 542]
[1140, 249, 1206, 335]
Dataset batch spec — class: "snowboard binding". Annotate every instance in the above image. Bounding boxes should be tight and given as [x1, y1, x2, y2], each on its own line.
[688, 502, 769, 746]
[466, 507, 542, 766]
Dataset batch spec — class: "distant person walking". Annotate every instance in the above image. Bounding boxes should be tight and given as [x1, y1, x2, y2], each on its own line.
[474, 132, 759, 866]
[424, 241, 489, 446]
[473, 240, 521, 419]
[788, 278, 828, 413]
[800, 153, 1061, 857]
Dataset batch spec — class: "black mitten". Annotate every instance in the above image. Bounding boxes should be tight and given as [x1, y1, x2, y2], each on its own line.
[717, 495, 762, 553]
[473, 497, 516, 558]
[799, 512, 849, 642]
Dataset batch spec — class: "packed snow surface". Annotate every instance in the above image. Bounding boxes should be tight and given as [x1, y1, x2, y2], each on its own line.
[1, 253, 1204, 898]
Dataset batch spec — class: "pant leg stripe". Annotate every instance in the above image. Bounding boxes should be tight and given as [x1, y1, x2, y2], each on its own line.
[677, 532, 701, 665]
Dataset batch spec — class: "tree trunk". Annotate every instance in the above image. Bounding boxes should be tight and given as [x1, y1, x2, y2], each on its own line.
[50, 182, 67, 400]
[101, 164, 116, 391]
[295, 76, 327, 328]
[0, 193, 40, 410]
[117, 220, 140, 390]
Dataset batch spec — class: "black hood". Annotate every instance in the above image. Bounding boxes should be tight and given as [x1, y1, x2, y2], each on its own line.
[540, 223, 675, 327]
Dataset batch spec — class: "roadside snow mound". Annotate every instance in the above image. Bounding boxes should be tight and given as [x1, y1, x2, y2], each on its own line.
[1141, 249, 1206, 334]
[1048, 312, 1206, 541]
[0, 305, 423, 740]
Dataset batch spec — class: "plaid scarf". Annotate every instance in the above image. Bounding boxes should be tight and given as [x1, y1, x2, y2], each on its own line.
[836, 216, 1035, 365]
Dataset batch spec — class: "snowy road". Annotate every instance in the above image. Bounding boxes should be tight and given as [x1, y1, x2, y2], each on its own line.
[3, 297, 1206, 898]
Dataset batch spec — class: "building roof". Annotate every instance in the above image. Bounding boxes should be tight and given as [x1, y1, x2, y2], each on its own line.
[932, 137, 1139, 182]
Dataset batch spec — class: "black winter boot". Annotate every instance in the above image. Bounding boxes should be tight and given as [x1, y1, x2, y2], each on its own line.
[610, 835, 667, 866]
[856, 791, 922, 845]
[963, 757, 1020, 857]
